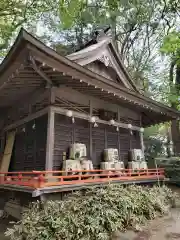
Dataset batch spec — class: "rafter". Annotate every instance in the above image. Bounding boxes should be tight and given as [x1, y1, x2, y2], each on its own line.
[30, 56, 52, 86]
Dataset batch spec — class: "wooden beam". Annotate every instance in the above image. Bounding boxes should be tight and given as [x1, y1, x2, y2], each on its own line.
[140, 132, 145, 156]
[117, 107, 121, 158]
[45, 106, 55, 170]
[89, 100, 92, 158]
[50, 87, 56, 104]
[29, 47, 146, 105]
[17, 43, 178, 120]
[105, 48, 132, 89]
[52, 106, 141, 131]
[104, 128, 107, 148]
[3, 107, 49, 132]
[55, 86, 139, 120]
[28, 44, 177, 116]
[30, 56, 52, 86]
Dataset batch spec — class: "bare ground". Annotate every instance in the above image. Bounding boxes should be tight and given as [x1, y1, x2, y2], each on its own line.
[118, 208, 180, 240]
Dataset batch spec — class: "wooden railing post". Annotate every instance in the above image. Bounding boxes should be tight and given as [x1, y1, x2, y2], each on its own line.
[0, 174, 4, 184]
[128, 169, 131, 177]
[107, 170, 110, 181]
[18, 173, 22, 185]
[0, 168, 166, 188]
[78, 172, 81, 181]
[38, 174, 45, 188]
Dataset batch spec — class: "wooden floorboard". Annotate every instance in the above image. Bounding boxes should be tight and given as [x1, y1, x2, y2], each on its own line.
[0, 178, 165, 197]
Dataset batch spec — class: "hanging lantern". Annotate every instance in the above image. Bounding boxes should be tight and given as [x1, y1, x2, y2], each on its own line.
[66, 110, 73, 117]
[140, 127, 144, 133]
[22, 127, 26, 132]
[72, 117, 75, 123]
[116, 126, 119, 132]
[128, 124, 132, 129]
[32, 124, 36, 129]
[94, 122, 98, 127]
[110, 119, 115, 125]
[90, 116, 96, 123]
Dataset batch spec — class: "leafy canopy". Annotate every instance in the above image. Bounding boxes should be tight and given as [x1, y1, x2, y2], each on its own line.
[0, 0, 56, 56]
[161, 31, 180, 57]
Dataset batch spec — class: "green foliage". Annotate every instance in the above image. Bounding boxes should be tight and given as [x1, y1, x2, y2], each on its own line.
[59, 0, 84, 29]
[160, 31, 180, 111]
[161, 31, 180, 56]
[0, 0, 57, 56]
[58, 0, 180, 93]
[145, 138, 164, 161]
[6, 185, 176, 240]
[144, 124, 168, 163]
[159, 158, 180, 182]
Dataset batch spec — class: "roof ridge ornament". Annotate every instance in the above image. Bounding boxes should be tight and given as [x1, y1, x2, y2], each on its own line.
[99, 54, 111, 67]
[96, 27, 112, 43]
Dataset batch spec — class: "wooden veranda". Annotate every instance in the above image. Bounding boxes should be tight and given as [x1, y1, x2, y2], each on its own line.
[0, 168, 165, 197]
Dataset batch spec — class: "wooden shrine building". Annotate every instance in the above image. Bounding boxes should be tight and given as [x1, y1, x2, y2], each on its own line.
[0, 28, 179, 210]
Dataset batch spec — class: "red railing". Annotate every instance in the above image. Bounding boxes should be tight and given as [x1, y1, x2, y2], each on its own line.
[0, 168, 165, 189]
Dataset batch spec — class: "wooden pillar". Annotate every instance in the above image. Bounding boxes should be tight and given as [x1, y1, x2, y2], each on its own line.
[139, 114, 144, 155]
[45, 106, 55, 171]
[140, 131, 144, 155]
[50, 86, 56, 104]
[0, 131, 16, 172]
[89, 100, 93, 159]
[104, 128, 107, 148]
[117, 108, 121, 158]
[129, 131, 132, 150]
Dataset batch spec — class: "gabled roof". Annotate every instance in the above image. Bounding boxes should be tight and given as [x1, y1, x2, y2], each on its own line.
[0, 28, 179, 127]
[67, 34, 139, 92]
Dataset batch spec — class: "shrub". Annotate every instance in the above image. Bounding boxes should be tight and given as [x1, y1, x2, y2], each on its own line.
[6, 185, 176, 240]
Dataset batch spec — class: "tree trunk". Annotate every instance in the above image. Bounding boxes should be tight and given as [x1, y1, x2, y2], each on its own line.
[166, 126, 171, 157]
[171, 120, 180, 156]
[170, 62, 180, 156]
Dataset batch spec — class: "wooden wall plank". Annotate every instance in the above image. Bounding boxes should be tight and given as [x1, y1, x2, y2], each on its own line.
[53, 113, 141, 170]
[55, 86, 140, 121]
[92, 124, 106, 168]
[106, 126, 118, 149]
[9, 115, 47, 171]
[89, 100, 92, 159]
[4, 107, 49, 132]
[53, 114, 73, 170]
[119, 128, 130, 165]
[74, 119, 90, 157]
